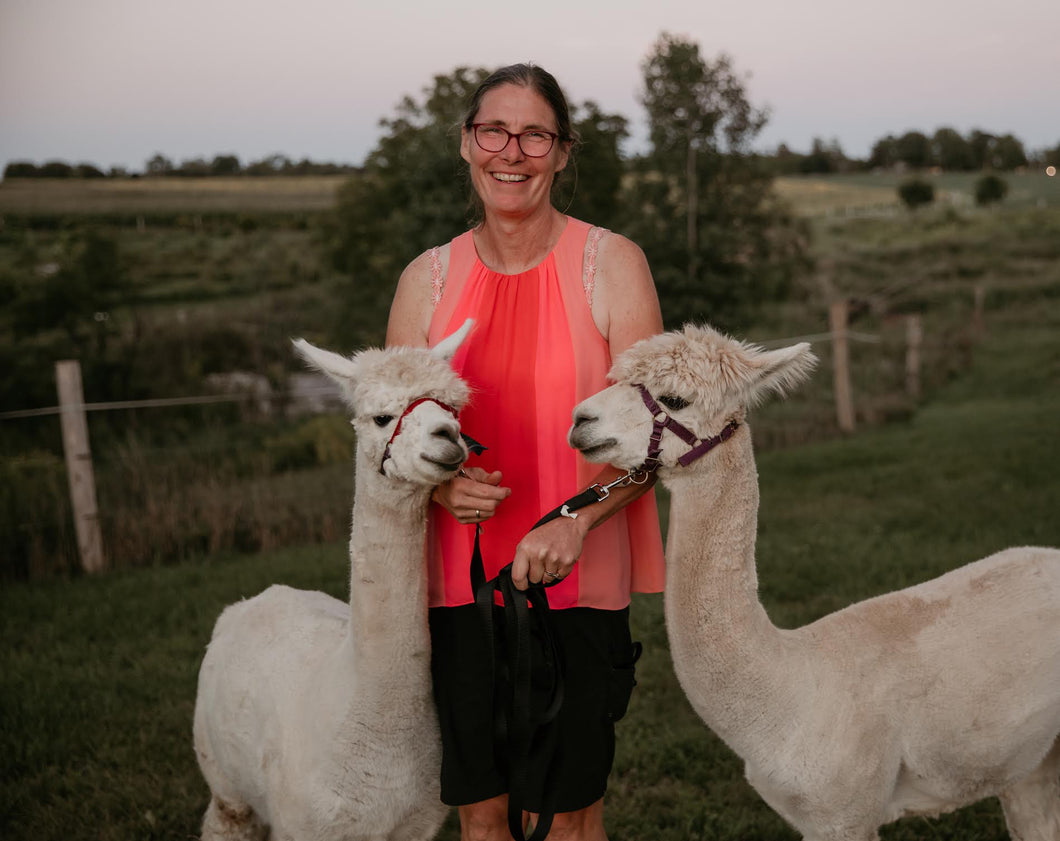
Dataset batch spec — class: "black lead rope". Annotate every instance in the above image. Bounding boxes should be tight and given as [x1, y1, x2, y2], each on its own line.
[469, 478, 644, 841]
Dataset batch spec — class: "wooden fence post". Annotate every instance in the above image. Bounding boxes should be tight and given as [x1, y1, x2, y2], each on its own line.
[56, 360, 105, 573]
[972, 283, 986, 337]
[905, 314, 923, 400]
[829, 299, 855, 433]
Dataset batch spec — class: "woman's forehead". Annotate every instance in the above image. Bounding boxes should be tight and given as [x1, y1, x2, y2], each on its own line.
[475, 84, 557, 127]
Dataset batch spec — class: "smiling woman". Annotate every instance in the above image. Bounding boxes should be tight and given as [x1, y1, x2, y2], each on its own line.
[384, 62, 666, 841]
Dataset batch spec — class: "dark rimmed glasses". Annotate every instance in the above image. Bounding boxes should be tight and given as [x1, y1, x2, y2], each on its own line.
[470, 123, 559, 158]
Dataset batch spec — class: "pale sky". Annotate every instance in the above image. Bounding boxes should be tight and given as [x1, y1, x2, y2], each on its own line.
[1, 0, 1057, 173]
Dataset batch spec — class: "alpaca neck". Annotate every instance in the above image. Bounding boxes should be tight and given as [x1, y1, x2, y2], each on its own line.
[663, 429, 793, 755]
[343, 449, 433, 698]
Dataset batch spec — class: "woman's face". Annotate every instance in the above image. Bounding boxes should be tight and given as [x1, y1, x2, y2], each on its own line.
[461, 83, 570, 220]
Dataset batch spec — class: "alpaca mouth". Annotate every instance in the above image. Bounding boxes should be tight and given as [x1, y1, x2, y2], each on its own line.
[422, 450, 466, 473]
[574, 439, 617, 460]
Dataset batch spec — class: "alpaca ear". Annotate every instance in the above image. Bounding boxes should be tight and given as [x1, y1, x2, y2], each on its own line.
[291, 338, 360, 388]
[746, 343, 817, 405]
[431, 318, 474, 362]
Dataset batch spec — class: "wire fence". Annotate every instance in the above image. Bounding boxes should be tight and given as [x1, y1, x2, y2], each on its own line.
[5, 318, 944, 581]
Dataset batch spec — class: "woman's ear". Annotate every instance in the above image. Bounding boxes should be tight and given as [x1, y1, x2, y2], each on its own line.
[460, 126, 472, 164]
[554, 139, 571, 174]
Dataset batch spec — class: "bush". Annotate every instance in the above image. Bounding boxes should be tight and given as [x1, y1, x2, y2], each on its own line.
[897, 178, 935, 210]
[975, 174, 1008, 206]
[3, 160, 39, 178]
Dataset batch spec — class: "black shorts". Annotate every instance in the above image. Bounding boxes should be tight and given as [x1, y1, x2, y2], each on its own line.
[429, 603, 640, 812]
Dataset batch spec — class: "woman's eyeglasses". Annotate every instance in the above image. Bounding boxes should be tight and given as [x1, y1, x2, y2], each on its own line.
[471, 123, 558, 158]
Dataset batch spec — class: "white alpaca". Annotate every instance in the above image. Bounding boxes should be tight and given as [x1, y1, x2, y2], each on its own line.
[193, 320, 473, 841]
[568, 323, 1060, 841]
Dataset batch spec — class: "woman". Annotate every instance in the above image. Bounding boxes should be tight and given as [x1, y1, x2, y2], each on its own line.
[386, 63, 665, 841]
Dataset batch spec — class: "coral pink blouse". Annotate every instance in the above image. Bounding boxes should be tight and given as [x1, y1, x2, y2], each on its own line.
[426, 217, 665, 610]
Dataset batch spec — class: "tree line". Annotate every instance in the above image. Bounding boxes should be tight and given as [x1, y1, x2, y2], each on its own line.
[6, 113, 1057, 184]
[1, 154, 360, 180]
[773, 130, 1059, 176]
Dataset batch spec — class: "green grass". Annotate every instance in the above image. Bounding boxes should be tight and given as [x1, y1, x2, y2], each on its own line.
[3, 310, 1057, 840]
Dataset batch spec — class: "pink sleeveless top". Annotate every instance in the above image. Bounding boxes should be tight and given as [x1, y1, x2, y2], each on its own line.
[426, 217, 665, 609]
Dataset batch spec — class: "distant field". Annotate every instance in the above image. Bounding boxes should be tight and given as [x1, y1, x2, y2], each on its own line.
[3, 171, 1056, 217]
[0, 175, 348, 214]
[777, 170, 1060, 216]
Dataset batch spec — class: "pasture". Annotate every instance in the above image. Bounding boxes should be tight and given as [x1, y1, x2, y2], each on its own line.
[2, 173, 1058, 839]
[3, 312, 1057, 840]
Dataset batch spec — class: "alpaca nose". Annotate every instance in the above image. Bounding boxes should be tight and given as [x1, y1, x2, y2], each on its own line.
[572, 409, 597, 429]
[431, 421, 460, 445]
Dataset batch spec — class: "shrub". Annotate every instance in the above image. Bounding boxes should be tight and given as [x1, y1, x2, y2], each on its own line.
[897, 178, 935, 210]
[975, 174, 1008, 206]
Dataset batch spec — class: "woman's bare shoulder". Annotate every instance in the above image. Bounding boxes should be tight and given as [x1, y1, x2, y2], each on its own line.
[386, 243, 451, 347]
[591, 231, 662, 350]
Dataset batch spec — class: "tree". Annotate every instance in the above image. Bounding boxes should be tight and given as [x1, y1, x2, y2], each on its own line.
[561, 101, 629, 230]
[895, 131, 932, 169]
[992, 134, 1027, 170]
[969, 130, 996, 170]
[623, 33, 809, 330]
[145, 153, 174, 176]
[3, 161, 38, 178]
[932, 127, 974, 171]
[800, 137, 846, 174]
[211, 154, 241, 175]
[868, 135, 899, 169]
[975, 174, 1008, 205]
[177, 157, 211, 177]
[74, 163, 106, 178]
[329, 66, 490, 346]
[12, 230, 128, 354]
[39, 160, 73, 178]
[897, 177, 935, 210]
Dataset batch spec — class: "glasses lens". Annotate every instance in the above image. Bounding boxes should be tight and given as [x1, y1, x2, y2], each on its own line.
[475, 125, 509, 152]
[518, 132, 555, 157]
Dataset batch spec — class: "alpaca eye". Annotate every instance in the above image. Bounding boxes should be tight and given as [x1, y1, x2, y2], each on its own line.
[659, 395, 690, 411]
[373, 415, 394, 427]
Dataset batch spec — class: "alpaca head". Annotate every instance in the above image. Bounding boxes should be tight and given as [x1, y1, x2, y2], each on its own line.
[569, 324, 817, 473]
[292, 319, 474, 485]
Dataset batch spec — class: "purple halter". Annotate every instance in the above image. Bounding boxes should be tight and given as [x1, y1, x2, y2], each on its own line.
[634, 384, 739, 471]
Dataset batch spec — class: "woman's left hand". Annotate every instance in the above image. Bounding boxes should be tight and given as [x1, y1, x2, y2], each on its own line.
[510, 517, 587, 591]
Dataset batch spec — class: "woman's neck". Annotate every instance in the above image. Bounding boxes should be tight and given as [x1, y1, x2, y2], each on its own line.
[474, 207, 567, 274]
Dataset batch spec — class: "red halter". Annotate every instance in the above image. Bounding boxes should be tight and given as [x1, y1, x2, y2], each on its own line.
[379, 397, 459, 474]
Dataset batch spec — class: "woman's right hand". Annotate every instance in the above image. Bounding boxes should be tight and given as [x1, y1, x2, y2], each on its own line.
[432, 467, 511, 524]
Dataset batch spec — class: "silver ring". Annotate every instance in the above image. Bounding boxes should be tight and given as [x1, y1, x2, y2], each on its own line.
[475, 509, 480, 519]
[544, 570, 559, 580]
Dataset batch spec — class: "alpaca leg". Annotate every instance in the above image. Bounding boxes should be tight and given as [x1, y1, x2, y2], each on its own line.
[999, 737, 1060, 841]
[200, 795, 268, 841]
[386, 805, 448, 841]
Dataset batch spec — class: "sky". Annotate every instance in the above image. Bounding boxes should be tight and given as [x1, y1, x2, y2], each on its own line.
[1, 0, 1058, 173]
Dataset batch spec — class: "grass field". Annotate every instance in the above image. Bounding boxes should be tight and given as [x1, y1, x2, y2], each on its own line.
[3, 263, 1058, 840]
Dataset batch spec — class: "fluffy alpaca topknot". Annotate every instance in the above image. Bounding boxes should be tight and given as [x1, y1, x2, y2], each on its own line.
[609, 324, 810, 415]
[348, 346, 470, 416]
